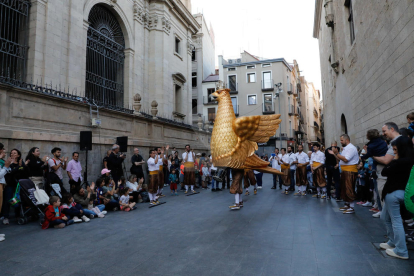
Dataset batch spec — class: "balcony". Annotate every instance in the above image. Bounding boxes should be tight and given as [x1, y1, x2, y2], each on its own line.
[288, 104, 295, 116]
[292, 86, 298, 97]
[295, 106, 300, 116]
[226, 82, 238, 94]
[287, 83, 293, 95]
[203, 96, 217, 105]
[313, 107, 318, 117]
[207, 113, 216, 123]
[261, 79, 274, 91]
[262, 103, 275, 114]
[299, 113, 304, 124]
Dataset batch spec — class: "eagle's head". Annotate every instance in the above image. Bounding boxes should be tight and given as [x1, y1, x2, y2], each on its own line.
[211, 89, 231, 102]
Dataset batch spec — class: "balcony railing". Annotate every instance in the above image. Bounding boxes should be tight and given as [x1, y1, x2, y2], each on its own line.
[203, 96, 217, 105]
[226, 82, 238, 94]
[262, 103, 275, 114]
[261, 79, 274, 91]
[296, 106, 300, 116]
[288, 104, 295, 116]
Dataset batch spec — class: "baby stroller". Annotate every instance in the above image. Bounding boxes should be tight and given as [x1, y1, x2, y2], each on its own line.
[17, 179, 47, 225]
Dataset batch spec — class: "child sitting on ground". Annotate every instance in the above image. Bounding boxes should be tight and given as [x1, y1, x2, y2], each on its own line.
[42, 196, 74, 229]
[169, 168, 178, 196]
[119, 188, 137, 211]
[61, 193, 95, 222]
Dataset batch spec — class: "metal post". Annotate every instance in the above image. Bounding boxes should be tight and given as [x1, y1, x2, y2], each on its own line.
[278, 93, 282, 149]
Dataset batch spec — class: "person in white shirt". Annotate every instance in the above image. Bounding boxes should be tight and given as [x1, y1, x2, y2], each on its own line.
[182, 144, 196, 193]
[329, 134, 360, 214]
[269, 148, 283, 189]
[310, 143, 327, 198]
[293, 145, 310, 196]
[210, 162, 221, 191]
[243, 170, 257, 196]
[279, 148, 292, 195]
[156, 146, 168, 198]
[147, 149, 160, 205]
[287, 146, 297, 192]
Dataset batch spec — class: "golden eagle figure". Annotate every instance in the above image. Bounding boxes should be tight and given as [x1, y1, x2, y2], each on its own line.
[210, 88, 282, 175]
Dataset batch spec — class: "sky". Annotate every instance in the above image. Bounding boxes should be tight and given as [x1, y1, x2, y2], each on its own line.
[191, 0, 322, 92]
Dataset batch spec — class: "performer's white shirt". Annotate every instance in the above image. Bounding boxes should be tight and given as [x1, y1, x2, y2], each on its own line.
[288, 152, 297, 170]
[157, 154, 164, 168]
[182, 151, 195, 162]
[147, 157, 158, 172]
[310, 150, 325, 165]
[269, 154, 282, 170]
[280, 154, 291, 166]
[339, 143, 359, 166]
[296, 151, 310, 165]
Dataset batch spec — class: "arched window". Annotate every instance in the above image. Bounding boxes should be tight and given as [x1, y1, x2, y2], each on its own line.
[0, 0, 30, 83]
[85, 5, 125, 107]
[341, 114, 348, 134]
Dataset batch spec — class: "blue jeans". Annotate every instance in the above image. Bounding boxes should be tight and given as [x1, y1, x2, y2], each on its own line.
[373, 178, 382, 211]
[381, 190, 408, 258]
[255, 173, 263, 187]
[289, 170, 296, 190]
[272, 174, 282, 188]
[211, 178, 217, 189]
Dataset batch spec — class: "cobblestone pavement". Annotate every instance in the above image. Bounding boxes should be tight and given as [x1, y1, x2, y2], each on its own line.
[0, 174, 413, 275]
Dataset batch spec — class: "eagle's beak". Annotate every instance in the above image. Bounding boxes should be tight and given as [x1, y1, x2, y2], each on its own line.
[210, 91, 219, 100]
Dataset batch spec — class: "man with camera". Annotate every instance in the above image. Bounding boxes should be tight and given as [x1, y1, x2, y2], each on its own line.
[107, 144, 126, 189]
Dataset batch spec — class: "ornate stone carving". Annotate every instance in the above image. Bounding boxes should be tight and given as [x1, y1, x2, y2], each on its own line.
[133, 93, 142, 113]
[143, 12, 150, 28]
[148, 15, 158, 29]
[204, 121, 210, 132]
[161, 16, 171, 35]
[151, 100, 158, 117]
[187, 39, 195, 55]
[133, 3, 145, 24]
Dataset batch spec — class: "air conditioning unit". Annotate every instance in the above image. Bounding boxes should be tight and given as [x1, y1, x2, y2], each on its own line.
[228, 60, 233, 64]
[92, 118, 101, 127]
[236, 59, 241, 63]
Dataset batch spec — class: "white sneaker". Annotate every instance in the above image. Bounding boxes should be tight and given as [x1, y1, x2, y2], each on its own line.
[81, 215, 90, 222]
[408, 222, 414, 227]
[97, 213, 105, 218]
[380, 243, 395, 250]
[404, 219, 414, 224]
[73, 216, 82, 223]
[0, 234, 5, 237]
[0, 236, 5, 242]
[372, 211, 381, 218]
[2, 218, 9, 225]
[101, 211, 107, 215]
[362, 202, 373, 207]
[385, 249, 408, 259]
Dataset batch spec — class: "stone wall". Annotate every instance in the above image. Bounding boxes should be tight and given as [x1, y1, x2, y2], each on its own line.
[0, 84, 211, 188]
[314, 0, 414, 146]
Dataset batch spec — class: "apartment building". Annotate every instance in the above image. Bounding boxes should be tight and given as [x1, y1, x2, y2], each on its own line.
[214, 51, 304, 155]
[191, 13, 216, 125]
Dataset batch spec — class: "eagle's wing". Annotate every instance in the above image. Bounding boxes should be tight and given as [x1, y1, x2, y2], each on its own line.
[232, 114, 282, 144]
[223, 115, 281, 168]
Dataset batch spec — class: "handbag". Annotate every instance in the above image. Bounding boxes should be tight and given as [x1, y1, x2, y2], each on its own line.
[34, 186, 49, 205]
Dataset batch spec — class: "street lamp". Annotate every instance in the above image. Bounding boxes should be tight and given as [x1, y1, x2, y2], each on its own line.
[274, 83, 283, 149]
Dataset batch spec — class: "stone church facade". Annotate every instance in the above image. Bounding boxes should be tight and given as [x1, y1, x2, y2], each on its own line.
[313, 0, 414, 146]
[0, 0, 210, 183]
